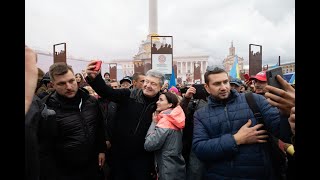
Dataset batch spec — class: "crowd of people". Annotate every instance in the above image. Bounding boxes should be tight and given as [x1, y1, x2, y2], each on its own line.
[25, 46, 295, 180]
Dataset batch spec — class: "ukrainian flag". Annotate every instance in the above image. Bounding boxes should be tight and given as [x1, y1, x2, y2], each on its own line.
[169, 66, 176, 88]
[289, 73, 295, 84]
[229, 55, 240, 79]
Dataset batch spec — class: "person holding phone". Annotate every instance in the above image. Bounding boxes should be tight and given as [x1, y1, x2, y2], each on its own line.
[179, 86, 208, 180]
[265, 75, 295, 117]
[264, 74, 295, 142]
[264, 75, 296, 180]
[85, 60, 165, 180]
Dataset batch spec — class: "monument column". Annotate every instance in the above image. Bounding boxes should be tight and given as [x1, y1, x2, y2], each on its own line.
[204, 61, 207, 71]
[202, 61, 205, 72]
[149, 0, 158, 34]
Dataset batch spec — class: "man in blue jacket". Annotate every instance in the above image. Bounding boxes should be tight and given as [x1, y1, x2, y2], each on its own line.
[192, 66, 283, 179]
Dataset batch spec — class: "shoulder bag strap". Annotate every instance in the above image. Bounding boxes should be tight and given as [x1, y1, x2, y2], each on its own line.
[245, 92, 264, 125]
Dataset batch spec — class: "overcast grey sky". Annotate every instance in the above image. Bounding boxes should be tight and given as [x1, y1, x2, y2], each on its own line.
[25, 0, 294, 66]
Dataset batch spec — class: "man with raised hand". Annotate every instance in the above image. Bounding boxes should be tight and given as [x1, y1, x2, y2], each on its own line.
[86, 60, 164, 180]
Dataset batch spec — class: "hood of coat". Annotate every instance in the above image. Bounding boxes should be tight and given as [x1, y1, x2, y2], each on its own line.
[156, 105, 185, 130]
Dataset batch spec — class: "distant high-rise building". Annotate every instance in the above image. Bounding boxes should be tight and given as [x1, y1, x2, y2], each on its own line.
[223, 41, 244, 73]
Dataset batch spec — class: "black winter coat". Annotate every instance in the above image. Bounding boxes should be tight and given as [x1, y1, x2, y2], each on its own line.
[39, 89, 106, 177]
[25, 96, 44, 180]
[180, 97, 208, 165]
[87, 75, 159, 157]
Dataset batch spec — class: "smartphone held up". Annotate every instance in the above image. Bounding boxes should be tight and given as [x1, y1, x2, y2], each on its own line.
[243, 73, 250, 81]
[192, 84, 208, 100]
[94, 61, 102, 71]
[266, 67, 283, 89]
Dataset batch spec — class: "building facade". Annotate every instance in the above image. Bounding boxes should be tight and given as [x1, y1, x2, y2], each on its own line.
[222, 41, 244, 73]
[109, 59, 135, 78]
[174, 56, 208, 84]
[280, 62, 295, 74]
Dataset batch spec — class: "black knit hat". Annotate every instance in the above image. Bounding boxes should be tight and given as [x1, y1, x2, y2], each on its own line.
[120, 76, 132, 84]
[41, 72, 51, 84]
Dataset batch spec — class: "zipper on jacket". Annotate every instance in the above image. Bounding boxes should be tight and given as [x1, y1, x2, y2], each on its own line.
[224, 105, 232, 131]
[225, 104, 234, 173]
[78, 98, 83, 112]
[78, 98, 89, 139]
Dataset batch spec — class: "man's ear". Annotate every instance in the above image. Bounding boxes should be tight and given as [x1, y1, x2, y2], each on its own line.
[204, 84, 210, 94]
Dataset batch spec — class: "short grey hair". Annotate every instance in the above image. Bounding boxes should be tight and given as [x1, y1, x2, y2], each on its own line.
[146, 69, 165, 87]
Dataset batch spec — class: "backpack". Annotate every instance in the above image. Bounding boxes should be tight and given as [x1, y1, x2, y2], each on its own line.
[245, 92, 288, 180]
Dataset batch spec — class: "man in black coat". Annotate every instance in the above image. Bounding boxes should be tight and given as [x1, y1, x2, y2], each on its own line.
[85, 60, 165, 180]
[39, 63, 106, 180]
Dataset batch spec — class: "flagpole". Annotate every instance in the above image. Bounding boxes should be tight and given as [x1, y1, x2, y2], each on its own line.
[278, 56, 281, 66]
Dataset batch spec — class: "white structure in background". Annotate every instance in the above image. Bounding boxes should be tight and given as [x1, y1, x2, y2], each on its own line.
[175, 56, 209, 84]
[109, 55, 209, 84]
[109, 59, 134, 77]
